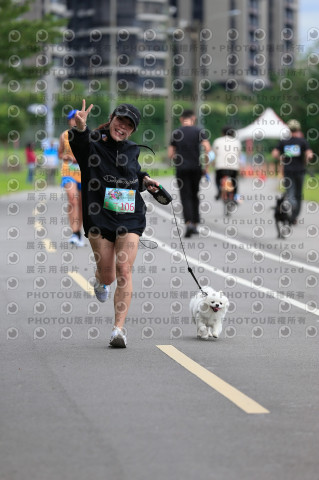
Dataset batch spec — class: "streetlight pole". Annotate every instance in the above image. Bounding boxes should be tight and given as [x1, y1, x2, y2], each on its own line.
[191, 20, 201, 124]
[164, 4, 175, 150]
[45, 45, 55, 143]
[109, 0, 117, 113]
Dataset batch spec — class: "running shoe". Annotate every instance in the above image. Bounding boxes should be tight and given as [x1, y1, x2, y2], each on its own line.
[109, 326, 127, 348]
[184, 225, 193, 238]
[68, 233, 84, 247]
[94, 281, 110, 303]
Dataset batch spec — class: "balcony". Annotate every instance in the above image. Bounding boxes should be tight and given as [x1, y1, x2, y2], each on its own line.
[137, 0, 167, 3]
[49, 1, 67, 15]
[137, 13, 169, 23]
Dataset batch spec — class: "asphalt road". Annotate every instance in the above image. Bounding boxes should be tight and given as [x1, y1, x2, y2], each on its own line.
[1, 174, 319, 480]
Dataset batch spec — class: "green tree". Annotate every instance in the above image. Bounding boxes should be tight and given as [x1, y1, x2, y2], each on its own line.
[0, 86, 46, 143]
[256, 64, 319, 155]
[0, 0, 64, 82]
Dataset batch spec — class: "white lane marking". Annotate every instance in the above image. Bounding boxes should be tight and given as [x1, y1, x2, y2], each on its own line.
[150, 234, 319, 317]
[157, 345, 270, 414]
[152, 204, 319, 274]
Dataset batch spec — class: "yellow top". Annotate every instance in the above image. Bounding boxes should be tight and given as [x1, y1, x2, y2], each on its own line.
[61, 129, 81, 182]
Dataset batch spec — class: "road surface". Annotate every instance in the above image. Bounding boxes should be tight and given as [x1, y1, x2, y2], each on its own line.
[1, 174, 318, 480]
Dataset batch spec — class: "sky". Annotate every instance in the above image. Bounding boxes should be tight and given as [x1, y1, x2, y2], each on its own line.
[299, 0, 319, 50]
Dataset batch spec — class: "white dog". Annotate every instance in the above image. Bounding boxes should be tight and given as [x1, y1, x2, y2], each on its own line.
[190, 287, 229, 340]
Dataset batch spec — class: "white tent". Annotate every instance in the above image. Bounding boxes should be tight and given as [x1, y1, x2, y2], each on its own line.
[237, 108, 290, 141]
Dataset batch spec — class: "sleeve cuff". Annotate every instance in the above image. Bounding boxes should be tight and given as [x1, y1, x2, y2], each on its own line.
[139, 172, 150, 192]
[72, 125, 87, 133]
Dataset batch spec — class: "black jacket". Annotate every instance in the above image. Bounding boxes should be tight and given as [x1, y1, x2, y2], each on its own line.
[170, 125, 208, 173]
[68, 127, 149, 237]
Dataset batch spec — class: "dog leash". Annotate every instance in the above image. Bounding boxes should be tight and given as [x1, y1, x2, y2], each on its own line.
[146, 181, 207, 296]
[142, 152, 208, 296]
[170, 203, 208, 297]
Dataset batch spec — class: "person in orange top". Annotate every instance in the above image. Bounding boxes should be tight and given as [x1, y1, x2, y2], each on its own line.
[58, 110, 83, 246]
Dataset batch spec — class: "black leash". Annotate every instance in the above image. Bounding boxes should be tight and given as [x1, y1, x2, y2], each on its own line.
[144, 171, 207, 296]
[171, 203, 208, 296]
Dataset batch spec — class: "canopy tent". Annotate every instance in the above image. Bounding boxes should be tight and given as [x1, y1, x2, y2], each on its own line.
[237, 108, 290, 141]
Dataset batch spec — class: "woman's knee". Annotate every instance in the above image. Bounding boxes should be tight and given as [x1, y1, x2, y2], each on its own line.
[116, 262, 132, 287]
[97, 265, 116, 285]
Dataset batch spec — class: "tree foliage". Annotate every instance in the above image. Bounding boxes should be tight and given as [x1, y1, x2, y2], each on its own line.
[0, 0, 65, 82]
[255, 64, 319, 153]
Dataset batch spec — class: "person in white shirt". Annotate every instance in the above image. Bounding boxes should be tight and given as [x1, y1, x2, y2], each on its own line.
[212, 126, 241, 201]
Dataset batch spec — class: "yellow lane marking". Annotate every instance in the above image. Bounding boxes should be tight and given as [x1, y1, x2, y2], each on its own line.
[157, 345, 270, 415]
[42, 239, 57, 253]
[34, 220, 44, 230]
[33, 221, 56, 253]
[68, 271, 95, 296]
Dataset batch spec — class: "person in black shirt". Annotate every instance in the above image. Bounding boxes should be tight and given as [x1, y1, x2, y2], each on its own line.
[272, 119, 313, 225]
[69, 100, 159, 347]
[168, 109, 211, 237]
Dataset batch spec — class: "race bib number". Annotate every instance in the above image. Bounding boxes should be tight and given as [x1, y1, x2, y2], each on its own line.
[103, 187, 136, 213]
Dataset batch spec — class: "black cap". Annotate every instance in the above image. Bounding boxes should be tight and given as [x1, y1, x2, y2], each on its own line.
[113, 103, 141, 130]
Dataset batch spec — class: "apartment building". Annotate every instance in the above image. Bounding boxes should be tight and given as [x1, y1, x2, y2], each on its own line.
[64, 0, 170, 95]
[175, 0, 299, 89]
[27, 0, 299, 92]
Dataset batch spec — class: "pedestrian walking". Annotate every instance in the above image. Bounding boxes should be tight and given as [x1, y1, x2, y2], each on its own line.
[211, 126, 241, 201]
[68, 100, 160, 347]
[25, 142, 36, 183]
[43, 141, 59, 186]
[271, 119, 313, 225]
[58, 110, 84, 246]
[168, 109, 211, 238]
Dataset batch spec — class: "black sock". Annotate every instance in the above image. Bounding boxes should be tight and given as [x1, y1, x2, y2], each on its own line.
[74, 231, 81, 239]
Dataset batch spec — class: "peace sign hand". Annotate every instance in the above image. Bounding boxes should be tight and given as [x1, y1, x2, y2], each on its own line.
[74, 99, 94, 131]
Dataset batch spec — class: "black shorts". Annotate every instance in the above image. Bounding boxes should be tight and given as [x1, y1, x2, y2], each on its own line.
[87, 226, 143, 243]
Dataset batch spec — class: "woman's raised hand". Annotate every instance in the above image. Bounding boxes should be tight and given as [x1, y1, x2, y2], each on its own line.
[74, 99, 94, 130]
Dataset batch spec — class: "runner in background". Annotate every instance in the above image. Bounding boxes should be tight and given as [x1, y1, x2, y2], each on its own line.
[58, 110, 84, 246]
[271, 119, 313, 225]
[211, 126, 241, 202]
[168, 109, 211, 238]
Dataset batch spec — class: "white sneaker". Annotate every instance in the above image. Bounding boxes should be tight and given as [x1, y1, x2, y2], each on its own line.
[68, 233, 84, 247]
[94, 281, 110, 303]
[109, 326, 127, 348]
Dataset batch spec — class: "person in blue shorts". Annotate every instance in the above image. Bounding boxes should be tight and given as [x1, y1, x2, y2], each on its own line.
[58, 110, 83, 246]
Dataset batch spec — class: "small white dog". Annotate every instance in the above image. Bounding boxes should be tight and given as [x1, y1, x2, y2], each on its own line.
[190, 286, 229, 340]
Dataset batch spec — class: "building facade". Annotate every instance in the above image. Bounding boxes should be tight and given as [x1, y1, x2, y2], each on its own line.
[28, 0, 299, 93]
[64, 0, 171, 95]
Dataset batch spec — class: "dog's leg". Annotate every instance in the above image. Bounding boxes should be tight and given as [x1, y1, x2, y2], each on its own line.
[211, 319, 223, 339]
[198, 325, 209, 339]
[196, 315, 209, 339]
[275, 220, 281, 239]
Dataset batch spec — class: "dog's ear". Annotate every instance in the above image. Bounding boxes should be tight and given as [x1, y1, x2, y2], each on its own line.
[219, 291, 229, 307]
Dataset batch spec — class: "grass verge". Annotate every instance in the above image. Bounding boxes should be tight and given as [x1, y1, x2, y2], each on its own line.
[1, 165, 318, 203]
